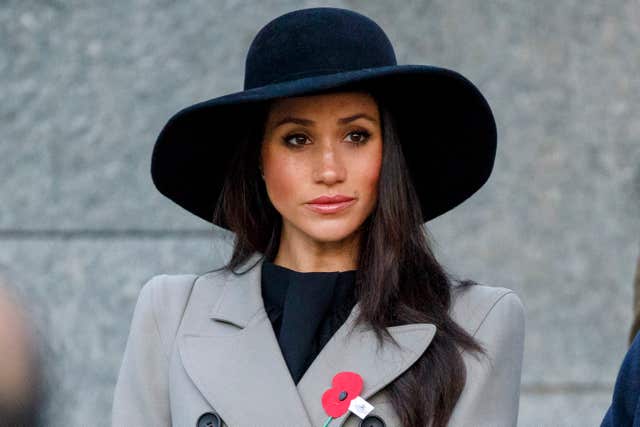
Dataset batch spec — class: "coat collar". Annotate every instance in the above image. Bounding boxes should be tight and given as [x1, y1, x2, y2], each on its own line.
[178, 251, 437, 426]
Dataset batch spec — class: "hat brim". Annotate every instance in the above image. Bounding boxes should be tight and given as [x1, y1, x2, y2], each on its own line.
[151, 64, 497, 226]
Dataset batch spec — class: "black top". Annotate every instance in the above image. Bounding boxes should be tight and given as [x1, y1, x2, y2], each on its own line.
[261, 259, 358, 384]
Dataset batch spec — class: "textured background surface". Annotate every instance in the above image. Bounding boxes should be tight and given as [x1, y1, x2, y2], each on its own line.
[1, 1, 639, 426]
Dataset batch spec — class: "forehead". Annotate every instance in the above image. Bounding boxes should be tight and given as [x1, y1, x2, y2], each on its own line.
[266, 90, 379, 118]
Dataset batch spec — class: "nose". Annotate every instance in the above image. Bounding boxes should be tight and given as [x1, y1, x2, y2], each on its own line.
[312, 141, 347, 184]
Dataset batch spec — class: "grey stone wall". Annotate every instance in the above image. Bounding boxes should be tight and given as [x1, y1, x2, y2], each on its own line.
[1, 1, 638, 426]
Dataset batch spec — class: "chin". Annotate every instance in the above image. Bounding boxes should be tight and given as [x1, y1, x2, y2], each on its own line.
[302, 220, 362, 243]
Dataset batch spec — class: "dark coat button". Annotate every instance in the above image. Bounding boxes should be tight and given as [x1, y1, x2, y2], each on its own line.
[197, 412, 222, 427]
[359, 414, 386, 427]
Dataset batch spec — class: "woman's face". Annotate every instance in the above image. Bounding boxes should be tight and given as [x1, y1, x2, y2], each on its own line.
[261, 91, 383, 246]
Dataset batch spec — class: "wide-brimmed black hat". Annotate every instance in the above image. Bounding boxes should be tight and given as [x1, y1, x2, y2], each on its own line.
[151, 7, 497, 228]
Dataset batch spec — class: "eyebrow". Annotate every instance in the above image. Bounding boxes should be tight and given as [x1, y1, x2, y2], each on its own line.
[272, 113, 378, 128]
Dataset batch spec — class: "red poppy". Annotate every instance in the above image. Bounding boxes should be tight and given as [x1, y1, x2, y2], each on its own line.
[321, 371, 364, 418]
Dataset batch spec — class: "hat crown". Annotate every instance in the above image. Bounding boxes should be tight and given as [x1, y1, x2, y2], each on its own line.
[244, 7, 397, 90]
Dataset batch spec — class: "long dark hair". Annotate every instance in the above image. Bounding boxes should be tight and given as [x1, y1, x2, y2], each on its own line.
[210, 86, 485, 426]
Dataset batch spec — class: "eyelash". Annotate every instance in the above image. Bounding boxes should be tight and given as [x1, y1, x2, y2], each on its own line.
[282, 130, 371, 148]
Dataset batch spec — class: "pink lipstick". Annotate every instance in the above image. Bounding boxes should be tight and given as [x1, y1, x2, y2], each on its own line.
[305, 194, 356, 214]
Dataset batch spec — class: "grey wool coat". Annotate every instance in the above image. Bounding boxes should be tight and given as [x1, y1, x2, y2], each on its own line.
[111, 251, 525, 427]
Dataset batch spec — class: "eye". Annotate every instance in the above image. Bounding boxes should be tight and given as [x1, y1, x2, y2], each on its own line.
[346, 130, 371, 145]
[281, 130, 371, 148]
[282, 133, 309, 148]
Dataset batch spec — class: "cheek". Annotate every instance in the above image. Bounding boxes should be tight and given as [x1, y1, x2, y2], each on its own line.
[355, 148, 383, 200]
[263, 154, 304, 206]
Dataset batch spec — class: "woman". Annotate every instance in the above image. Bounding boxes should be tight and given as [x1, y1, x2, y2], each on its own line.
[112, 7, 525, 427]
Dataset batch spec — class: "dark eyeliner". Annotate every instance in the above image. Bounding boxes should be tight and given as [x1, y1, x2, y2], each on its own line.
[282, 130, 371, 147]
[348, 130, 371, 144]
[282, 133, 308, 148]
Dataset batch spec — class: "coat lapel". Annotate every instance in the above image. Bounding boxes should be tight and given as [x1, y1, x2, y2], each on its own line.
[297, 305, 436, 426]
[178, 252, 437, 427]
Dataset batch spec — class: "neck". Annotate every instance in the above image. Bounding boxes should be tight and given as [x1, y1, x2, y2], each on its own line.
[273, 226, 360, 272]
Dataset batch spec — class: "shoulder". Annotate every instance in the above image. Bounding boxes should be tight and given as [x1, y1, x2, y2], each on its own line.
[139, 268, 232, 330]
[137, 270, 233, 319]
[447, 284, 526, 425]
[449, 283, 525, 340]
[138, 273, 200, 311]
[132, 273, 202, 356]
[601, 332, 640, 426]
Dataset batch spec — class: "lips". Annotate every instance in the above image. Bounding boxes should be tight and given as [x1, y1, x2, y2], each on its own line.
[307, 195, 355, 204]
[304, 195, 356, 214]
